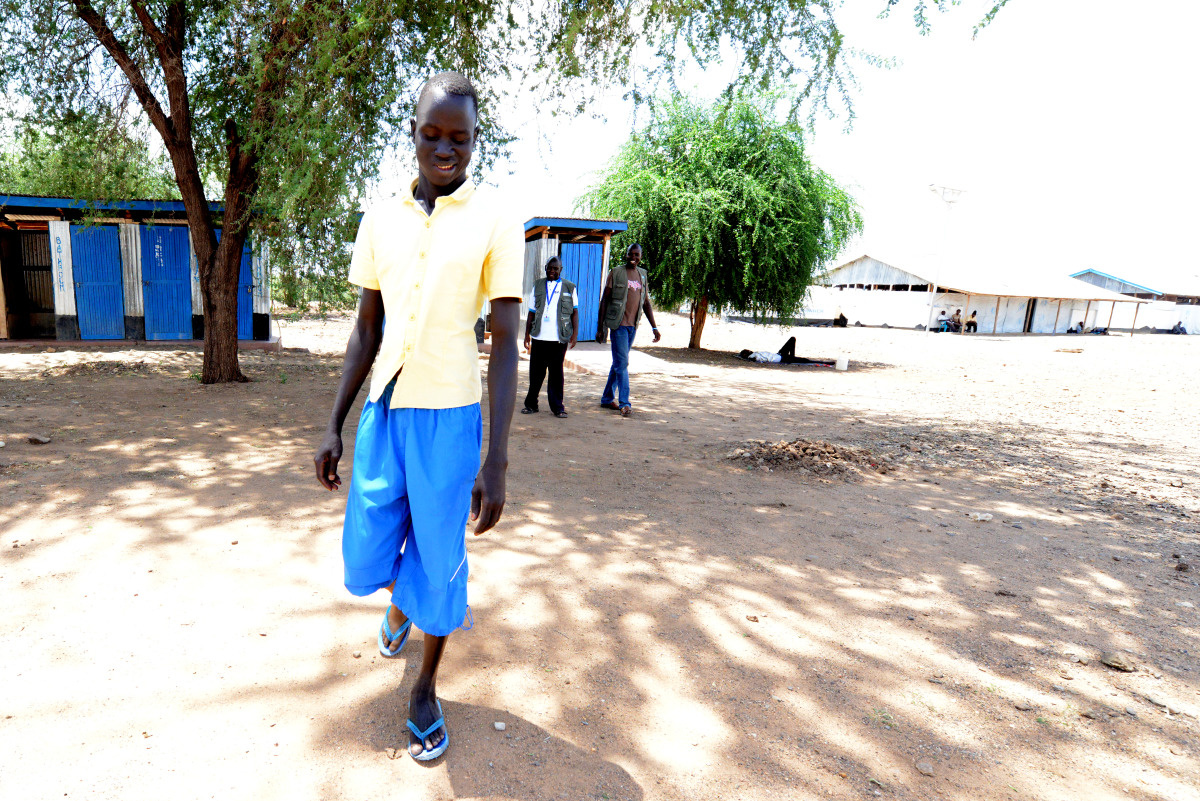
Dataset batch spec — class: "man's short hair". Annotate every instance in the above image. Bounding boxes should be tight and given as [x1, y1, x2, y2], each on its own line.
[625, 242, 642, 257]
[545, 256, 560, 268]
[419, 71, 479, 117]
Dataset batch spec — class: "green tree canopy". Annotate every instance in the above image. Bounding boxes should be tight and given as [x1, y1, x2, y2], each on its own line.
[1, 108, 178, 200]
[582, 93, 863, 348]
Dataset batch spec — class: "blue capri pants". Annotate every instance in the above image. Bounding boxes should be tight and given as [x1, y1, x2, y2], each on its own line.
[342, 380, 481, 637]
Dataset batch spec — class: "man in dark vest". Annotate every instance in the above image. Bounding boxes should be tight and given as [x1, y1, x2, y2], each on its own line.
[522, 256, 578, 417]
[596, 243, 660, 416]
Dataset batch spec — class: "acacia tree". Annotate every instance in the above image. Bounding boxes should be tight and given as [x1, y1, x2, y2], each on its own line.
[0, 0, 1007, 381]
[583, 93, 863, 349]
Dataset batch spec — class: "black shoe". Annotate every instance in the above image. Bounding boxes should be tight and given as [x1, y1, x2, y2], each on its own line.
[520, 407, 538, 414]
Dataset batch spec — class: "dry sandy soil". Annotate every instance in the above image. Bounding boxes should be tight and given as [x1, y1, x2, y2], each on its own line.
[1, 312, 1198, 801]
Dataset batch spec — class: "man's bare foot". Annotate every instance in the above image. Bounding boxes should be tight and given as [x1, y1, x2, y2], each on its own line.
[408, 685, 447, 758]
[381, 604, 410, 654]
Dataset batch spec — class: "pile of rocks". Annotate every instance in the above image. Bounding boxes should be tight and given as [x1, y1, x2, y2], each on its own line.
[727, 438, 891, 478]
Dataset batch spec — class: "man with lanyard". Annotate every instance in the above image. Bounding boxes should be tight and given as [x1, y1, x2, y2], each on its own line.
[313, 72, 523, 762]
[522, 256, 578, 417]
[596, 243, 661, 416]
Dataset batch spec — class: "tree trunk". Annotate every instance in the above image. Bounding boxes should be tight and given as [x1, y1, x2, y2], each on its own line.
[199, 144, 257, 384]
[200, 232, 248, 383]
[688, 294, 709, 349]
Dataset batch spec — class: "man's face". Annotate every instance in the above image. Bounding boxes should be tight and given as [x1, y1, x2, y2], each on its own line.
[627, 246, 642, 267]
[545, 260, 561, 281]
[410, 89, 478, 190]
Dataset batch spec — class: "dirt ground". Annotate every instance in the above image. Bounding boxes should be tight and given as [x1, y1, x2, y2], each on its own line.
[2, 312, 1198, 801]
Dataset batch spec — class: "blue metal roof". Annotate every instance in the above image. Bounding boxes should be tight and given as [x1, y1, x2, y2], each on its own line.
[524, 216, 627, 233]
[1070, 268, 1162, 296]
[0, 193, 222, 213]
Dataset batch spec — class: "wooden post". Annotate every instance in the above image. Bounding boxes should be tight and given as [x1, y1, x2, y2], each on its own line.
[992, 296, 1001, 334]
[1107, 301, 1116, 331]
[1130, 303, 1140, 336]
[960, 293, 971, 334]
[1053, 299, 1063, 334]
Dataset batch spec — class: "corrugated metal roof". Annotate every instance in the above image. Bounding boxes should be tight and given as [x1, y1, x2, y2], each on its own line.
[0, 193, 221, 213]
[524, 216, 628, 233]
[825, 254, 1147, 303]
[1070, 269, 1162, 296]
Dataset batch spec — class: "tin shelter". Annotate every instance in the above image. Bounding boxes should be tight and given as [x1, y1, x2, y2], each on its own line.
[1071, 269, 1200, 334]
[814, 255, 1147, 334]
[0, 193, 270, 343]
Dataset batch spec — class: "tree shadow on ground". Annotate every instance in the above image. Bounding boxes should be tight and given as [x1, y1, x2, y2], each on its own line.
[1, 348, 1197, 801]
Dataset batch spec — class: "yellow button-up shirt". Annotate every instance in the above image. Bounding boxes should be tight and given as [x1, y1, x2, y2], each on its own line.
[348, 180, 525, 409]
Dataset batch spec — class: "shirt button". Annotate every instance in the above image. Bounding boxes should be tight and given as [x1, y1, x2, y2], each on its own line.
[424, 221, 430, 228]
[409, 314, 416, 321]
[414, 283, 420, 290]
[419, 252, 426, 258]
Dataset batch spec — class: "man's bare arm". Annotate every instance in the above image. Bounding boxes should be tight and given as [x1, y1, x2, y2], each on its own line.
[643, 292, 661, 342]
[523, 309, 535, 351]
[472, 297, 520, 534]
[313, 289, 385, 490]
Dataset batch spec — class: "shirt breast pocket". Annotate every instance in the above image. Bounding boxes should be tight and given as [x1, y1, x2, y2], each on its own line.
[372, 228, 413, 286]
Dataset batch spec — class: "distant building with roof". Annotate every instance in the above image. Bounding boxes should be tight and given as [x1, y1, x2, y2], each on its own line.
[816, 254, 1145, 334]
[1071, 268, 1200, 306]
[0, 193, 270, 343]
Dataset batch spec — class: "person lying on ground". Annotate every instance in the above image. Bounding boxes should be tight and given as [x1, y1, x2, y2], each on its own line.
[737, 337, 835, 366]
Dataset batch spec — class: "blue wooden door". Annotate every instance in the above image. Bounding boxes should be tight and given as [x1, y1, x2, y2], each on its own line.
[238, 240, 253, 340]
[560, 242, 604, 342]
[70, 225, 125, 339]
[215, 229, 254, 340]
[141, 225, 192, 340]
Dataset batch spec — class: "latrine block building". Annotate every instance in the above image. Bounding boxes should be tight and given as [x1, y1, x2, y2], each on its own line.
[0, 194, 270, 342]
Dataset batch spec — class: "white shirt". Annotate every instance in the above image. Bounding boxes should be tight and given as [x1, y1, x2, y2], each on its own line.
[526, 280, 579, 342]
[749, 351, 781, 364]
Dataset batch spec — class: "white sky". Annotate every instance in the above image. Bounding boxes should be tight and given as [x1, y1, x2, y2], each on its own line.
[376, 0, 1200, 289]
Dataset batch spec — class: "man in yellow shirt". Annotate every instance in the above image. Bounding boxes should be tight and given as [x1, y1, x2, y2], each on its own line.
[313, 72, 524, 762]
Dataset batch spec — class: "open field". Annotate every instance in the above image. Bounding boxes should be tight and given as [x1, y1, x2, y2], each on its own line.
[2, 313, 1198, 801]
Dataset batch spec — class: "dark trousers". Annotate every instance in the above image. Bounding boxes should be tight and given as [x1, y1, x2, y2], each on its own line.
[525, 339, 568, 413]
[965, 321, 977, 332]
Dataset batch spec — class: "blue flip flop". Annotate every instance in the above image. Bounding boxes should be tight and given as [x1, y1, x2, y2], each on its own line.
[377, 609, 413, 658]
[407, 699, 448, 761]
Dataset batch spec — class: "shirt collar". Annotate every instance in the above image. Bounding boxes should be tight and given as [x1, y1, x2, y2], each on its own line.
[402, 178, 476, 208]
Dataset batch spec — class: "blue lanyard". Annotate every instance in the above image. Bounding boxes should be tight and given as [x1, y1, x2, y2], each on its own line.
[545, 280, 560, 308]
